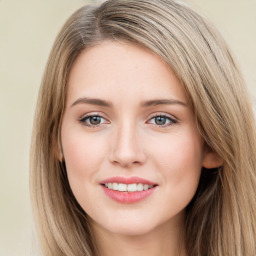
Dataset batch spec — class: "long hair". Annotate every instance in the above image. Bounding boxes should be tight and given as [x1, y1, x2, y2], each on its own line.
[30, 0, 256, 255]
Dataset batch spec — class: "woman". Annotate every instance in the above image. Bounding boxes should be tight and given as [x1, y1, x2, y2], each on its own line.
[30, 0, 256, 255]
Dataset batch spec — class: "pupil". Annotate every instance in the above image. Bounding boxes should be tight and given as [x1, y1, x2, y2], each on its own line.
[155, 116, 166, 125]
[90, 116, 101, 125]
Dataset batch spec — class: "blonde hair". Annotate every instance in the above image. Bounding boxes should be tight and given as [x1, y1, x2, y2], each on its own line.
[30, 0, 256, 255]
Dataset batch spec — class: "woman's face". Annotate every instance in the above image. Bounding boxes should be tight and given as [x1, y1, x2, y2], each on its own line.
[61, 41, 207, 236]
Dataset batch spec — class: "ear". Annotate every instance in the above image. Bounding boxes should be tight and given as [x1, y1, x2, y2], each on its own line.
[202, 145, 223, 169]
[56, 148, 64, 162]
[52, 134, 64, 162]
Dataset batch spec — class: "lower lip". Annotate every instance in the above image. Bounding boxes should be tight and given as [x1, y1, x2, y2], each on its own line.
[101, 185, 157, 204]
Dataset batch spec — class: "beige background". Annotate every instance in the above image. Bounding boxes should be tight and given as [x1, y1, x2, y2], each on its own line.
[0, 0, 255, 255]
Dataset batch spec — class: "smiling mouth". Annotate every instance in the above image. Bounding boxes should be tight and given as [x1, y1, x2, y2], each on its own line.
[100, 176, 158, 203]
[102, 183, 157, 192]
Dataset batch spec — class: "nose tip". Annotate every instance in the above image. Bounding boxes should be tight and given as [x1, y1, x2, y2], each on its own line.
[110, 151, 144, 168]
[109, 127, 147, 168]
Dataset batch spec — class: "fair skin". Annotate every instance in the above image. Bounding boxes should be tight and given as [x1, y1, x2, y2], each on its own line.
[61, 40, 221, 256]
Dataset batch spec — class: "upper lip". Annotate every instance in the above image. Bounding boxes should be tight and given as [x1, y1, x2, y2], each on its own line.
[100, 176, 157, 186]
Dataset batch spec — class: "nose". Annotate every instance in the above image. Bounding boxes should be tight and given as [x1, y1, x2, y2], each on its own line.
[109, 121, 147, 168]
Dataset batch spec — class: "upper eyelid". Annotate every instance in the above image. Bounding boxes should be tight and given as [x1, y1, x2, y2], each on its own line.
[79, 112, 108, 120]
[79, 112, 177, 120]
[148, 112, 178, 121]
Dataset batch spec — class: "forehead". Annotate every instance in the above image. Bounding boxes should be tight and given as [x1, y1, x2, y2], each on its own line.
[67, 40, 187, 106]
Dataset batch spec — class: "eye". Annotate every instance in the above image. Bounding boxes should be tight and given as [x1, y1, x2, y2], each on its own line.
[147, 114, 177, 127]
[79, 114, 109, 127]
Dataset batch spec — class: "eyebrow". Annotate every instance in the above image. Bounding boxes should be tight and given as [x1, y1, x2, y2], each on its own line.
[71, 97, 113, 108]
[140, 99, 187, 107]
[71, 97, 187, 108]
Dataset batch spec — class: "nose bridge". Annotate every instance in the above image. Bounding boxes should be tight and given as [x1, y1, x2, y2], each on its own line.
[109, 118, 146, 167]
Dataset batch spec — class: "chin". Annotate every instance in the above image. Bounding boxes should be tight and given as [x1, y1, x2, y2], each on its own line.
[94, 212, 164, 237]
[106, 222, 155, 237]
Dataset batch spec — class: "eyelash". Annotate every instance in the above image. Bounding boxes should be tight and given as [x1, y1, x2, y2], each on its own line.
[148, 114, 177, 127]
[79, 113, 177, 128]
[79, 114, 109, 128]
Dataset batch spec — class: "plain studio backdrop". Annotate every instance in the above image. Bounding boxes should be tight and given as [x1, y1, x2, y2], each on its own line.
[0, 0, 255, 255]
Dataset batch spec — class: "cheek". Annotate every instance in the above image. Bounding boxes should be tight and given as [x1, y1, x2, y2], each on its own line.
[148, 131, 203, 202]
[61, 127, 107, 202]
[62, 127, 106, 173]
[150, 131, 203, 168]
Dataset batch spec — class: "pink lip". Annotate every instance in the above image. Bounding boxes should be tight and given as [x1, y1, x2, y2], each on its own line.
[100, 176, 158, 204]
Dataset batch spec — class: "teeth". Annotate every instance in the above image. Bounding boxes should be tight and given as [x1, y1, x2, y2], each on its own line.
[127, 184, 137, 192]
[137, 183, 144, 191]
[118, 183, 127, 192]
[143, 184, 149, 190]
[113, 183, 118, 190]
[104, 183, 154, 192]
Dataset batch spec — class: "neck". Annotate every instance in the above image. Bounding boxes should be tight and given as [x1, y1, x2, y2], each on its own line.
[91, 213, 187, 256]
